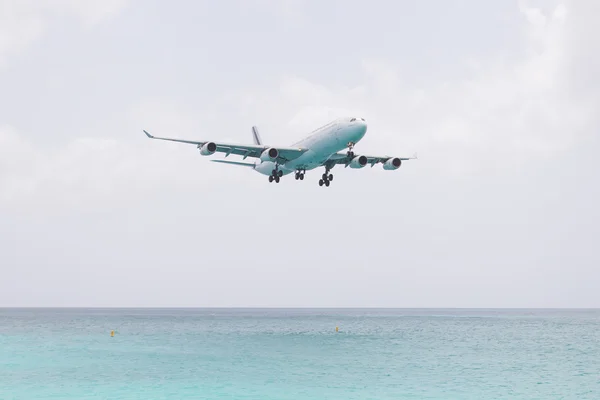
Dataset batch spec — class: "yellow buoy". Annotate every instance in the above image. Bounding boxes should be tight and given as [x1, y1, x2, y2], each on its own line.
[110, 330, 115, 337]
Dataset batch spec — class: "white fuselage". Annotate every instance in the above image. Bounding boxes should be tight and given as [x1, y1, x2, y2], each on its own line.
[253, 117, 367, 176]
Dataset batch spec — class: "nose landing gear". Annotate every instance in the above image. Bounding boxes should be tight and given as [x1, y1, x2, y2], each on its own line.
[347, 142, 355, 158]
[294, 170, 305, 180]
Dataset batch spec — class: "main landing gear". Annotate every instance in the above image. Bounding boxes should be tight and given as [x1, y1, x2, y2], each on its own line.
[269, 167, 283, 183]
[294, 170, 305, 180]
[318, 169, 333, 187]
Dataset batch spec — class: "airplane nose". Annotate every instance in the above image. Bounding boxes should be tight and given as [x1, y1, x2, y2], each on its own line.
[349, 117, 367, 137]
[357, 119, 367, 132]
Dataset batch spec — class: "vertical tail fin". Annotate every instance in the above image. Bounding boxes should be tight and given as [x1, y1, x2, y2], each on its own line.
[251, 126, 262, 145]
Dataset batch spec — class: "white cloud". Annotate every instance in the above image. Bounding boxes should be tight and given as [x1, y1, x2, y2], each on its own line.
[0, 1, 45, 66]
[0, 97, 251, 213]
[0, 125, 38, 203]
[50, 0, 129, 27]
[0, 125, 214, 212]
[0, 0, 128, 65]
[245, 0, 306, 24]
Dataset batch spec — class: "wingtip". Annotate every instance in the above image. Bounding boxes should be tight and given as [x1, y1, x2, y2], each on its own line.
[143, 130, 153, 139]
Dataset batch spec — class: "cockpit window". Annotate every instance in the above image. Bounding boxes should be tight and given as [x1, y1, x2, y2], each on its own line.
[350, 118, 356, 122]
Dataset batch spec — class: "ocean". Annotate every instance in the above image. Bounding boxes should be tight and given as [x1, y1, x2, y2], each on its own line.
[0, 308, 598, 399]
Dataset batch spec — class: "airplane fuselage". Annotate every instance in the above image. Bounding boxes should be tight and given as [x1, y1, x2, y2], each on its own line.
[253, 117, 367, 176]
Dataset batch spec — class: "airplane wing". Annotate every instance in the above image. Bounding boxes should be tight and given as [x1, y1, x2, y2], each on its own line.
[325, 152, 417, 168]
[143, 130, 307, 163]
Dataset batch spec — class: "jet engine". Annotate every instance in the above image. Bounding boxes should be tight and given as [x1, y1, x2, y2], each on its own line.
[199, 142, 217, 155]
[383, 157, 401, 170]
[349, 155, 368, 169]
[260, 147, 279, 162]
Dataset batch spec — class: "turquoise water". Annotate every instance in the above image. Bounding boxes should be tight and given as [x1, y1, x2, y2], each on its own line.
[1, 309, 599, 399]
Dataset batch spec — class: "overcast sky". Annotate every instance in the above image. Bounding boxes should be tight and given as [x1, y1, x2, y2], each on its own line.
[1, 0, 598, 307]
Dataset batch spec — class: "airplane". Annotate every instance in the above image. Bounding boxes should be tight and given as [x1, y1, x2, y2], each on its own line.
[142, 117, 416, 187]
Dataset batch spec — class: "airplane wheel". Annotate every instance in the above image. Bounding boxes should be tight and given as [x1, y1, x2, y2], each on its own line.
[319, 179, 324, 186]
[275, 176, 280, 183]
[328, 174, 333, 181]
[300, 174, 304, 180]
[322, 173, 328, 180]
[278, 170, 283, 177]
[294, 173, 299, 180]
[269, 176, 274, 182]
[325, 180, 330, 187]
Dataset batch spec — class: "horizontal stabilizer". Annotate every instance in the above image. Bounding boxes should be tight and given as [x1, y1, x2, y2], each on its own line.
[211, 160, 255, 168]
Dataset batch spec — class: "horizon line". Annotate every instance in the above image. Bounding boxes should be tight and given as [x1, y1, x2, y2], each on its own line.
[1, 306, 599, 310]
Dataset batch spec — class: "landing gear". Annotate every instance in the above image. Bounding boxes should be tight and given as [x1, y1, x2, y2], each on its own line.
[318, 168, 333, 187]
[295, 170, 306, 181]
[347, 142, 355, 158]
[269, 167, 281, 183]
